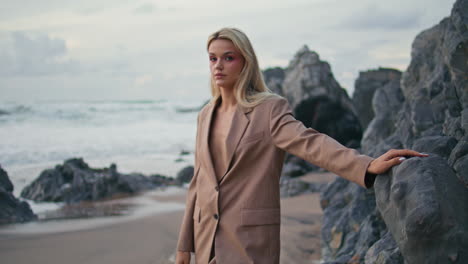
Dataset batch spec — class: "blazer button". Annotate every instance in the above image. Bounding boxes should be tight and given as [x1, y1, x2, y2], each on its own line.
[215, 186, 219, 192]
[213, 214, 219, 220]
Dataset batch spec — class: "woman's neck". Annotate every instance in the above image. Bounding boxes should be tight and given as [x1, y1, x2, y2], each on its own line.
[218, 87, 237, 112]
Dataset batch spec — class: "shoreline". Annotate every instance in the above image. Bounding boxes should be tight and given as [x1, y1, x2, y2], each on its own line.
[0, 172, 333, 264]
[0, 186, 186, 236]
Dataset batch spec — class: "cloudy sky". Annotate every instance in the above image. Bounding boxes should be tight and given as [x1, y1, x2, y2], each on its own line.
[0, 0, 456, 103]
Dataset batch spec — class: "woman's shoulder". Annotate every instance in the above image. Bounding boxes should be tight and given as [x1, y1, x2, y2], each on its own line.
[255, 94, 290, 111]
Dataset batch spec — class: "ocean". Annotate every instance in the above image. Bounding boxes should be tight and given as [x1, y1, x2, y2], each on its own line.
[0, 99, 201, 216]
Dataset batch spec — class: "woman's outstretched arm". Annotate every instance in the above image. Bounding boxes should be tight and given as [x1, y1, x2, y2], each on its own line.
[269, 97, 427, 188]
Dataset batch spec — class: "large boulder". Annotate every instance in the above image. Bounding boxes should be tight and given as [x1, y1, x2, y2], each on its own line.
[375, 155, 468, 263]
[320, 0, 468, 263]
[21, 158, 177, 204]
[0, 165, 37, 225]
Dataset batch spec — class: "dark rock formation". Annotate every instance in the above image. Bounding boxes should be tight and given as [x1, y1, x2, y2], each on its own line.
[280, 155, 321, 178]
[352, 68, 402, 130]
[321, 0, 468, 263]
[263, 67, 285, 96]
[364, 232, 404, 264]
[176, 165, 194, 184]
[361, 79, 405, 157]
[263, 45, 363, 147]
[320, 178, 386, 263]
[0, 165, 37, 225]
[21, 158, 178, 204]
[375, 155, 468, 263]
[279, 176, 326, 198]
[263, 45, 364, 177]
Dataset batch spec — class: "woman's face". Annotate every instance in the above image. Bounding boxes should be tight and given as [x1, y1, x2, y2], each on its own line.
[208, 39, 245, 90]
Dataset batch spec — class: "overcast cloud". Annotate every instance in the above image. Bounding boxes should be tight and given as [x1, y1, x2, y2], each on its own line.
[0, 0, 457, 102]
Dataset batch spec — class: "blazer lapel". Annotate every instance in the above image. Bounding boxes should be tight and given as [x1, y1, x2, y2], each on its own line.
[200, 99, 219, 188]
[200, 98, 253, 186]
[219, 104, 252, 184]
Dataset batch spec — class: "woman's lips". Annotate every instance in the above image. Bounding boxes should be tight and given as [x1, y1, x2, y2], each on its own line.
[215, 74, 225, 79]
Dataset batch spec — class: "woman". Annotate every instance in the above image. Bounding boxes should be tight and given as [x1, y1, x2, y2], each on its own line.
[175, 27, 427, 264]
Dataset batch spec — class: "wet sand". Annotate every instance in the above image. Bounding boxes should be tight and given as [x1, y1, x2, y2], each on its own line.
[0, 172, 335, 264]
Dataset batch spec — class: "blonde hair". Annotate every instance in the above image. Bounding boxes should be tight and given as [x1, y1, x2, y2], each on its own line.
[207, 27, 278, 108]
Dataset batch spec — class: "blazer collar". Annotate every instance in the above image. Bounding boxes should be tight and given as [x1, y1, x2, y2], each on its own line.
[200, 97, 252, 186]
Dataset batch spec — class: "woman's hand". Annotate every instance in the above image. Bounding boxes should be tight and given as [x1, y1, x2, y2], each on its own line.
[175, 251, 191, 264]
[367, 149, 429, 175]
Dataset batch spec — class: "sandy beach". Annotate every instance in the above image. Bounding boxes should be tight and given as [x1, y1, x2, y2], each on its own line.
[0, 172, 335, 264]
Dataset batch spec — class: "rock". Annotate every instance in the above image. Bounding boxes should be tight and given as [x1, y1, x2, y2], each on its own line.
[364, 232, 404, 264]
[176, 166, 194, 184]
[280, 45, 362, 146]
[375, 155, 468, 264]
[279, 176, 326, 198]
[20, 158, 176, 204]
[180, 150, 190, 156]
[263, 45, 364, 176]
[411, 136, 458, 159]
[0, 165, 13, 192]
[0, 165, 37, 225]
[263, 67, 285, 96]
[320, 178, 385, 263]
[149, 173, 179, 186]
[262, 46, 365, 142]
[320, 0, 468, 262]
[281, 155, 321, 178]
[352, 68, 402, 130]
[361, 80, 405, 156]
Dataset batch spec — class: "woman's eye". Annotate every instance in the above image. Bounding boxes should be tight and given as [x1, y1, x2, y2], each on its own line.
[225, 56, 234, 61]
[209, 57, 217, 62]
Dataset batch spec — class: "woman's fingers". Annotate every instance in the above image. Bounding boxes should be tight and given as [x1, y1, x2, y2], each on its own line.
[367, 149, 430, 175]
[390, 156, 406, 166]
[384, 149, 429, 160]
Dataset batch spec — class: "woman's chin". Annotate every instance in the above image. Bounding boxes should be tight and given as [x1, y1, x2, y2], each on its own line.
[215, 81, 233, 88]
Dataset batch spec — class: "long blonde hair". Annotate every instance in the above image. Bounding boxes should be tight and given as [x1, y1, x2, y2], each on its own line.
[207, 27, 278, 108]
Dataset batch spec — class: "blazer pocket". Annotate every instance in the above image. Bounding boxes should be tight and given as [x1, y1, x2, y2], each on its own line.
[241, 208, 280, 226]
[193, 205, 201, 223]
[241, 131, 264, 145]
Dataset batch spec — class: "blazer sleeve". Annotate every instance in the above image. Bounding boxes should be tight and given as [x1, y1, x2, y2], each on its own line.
[269, 97, 376, 188]
[176, 113, 201, 252]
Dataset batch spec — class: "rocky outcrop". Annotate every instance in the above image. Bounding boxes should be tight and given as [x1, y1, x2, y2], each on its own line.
[352, 68, 402, 131]
[176, 165, 194, 183]
[21, 158, 179, 204]
[264, 45, 363, 147]
[360, 79, 405, 157]
[263, 67, 285, 96]
[320, 178, 387, 263]
[263, 46, 364, 177]
[321, 0, 468, 263]
[0, 165, 37, 225]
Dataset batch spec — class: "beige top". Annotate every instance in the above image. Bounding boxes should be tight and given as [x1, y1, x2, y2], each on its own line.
[208, 103, 235, 181]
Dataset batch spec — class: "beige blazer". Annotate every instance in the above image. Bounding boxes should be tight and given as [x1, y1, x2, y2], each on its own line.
[177, 96, 374, 264]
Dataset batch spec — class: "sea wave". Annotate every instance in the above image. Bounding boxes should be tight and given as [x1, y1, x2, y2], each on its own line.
[0, 100, 195, 125]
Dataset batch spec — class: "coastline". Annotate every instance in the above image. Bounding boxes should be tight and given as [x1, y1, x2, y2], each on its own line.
[0, 172, 334, 264]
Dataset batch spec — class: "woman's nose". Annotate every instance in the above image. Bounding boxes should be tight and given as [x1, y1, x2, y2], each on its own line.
[215, 60, 223, 70]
